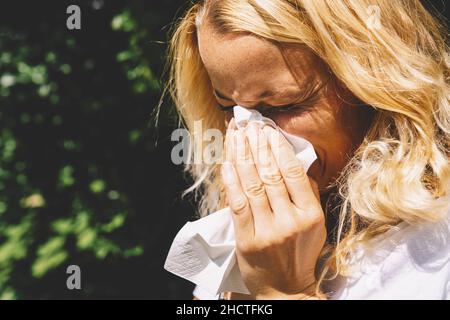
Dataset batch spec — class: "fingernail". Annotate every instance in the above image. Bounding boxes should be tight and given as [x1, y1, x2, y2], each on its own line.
[229, 118, 236, 130]
[227, 118, 234, 132]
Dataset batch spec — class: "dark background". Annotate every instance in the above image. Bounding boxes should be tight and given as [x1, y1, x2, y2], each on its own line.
[0, 0, 195, 299]
[0, 0, 447, 299]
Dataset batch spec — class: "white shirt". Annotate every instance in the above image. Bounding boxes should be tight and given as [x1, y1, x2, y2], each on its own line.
[193, 211, 450, 300]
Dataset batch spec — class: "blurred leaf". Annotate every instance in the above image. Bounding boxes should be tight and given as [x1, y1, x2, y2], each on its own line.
[20, 193, 46, 208]
[32, 234, 86, 278]
[0, 74, 16, 88]
[89, 179, 106, 194]
[58, 165, 75, 188]
[100, 212, 126, 233]
[77, 228, 97, 250]
[0, 0, 190, 299]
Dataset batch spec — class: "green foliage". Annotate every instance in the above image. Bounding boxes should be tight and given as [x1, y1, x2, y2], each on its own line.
[0, 1, 191, 299]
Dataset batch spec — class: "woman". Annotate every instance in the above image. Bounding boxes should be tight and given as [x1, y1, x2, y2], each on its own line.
[165, 0, 450, 299]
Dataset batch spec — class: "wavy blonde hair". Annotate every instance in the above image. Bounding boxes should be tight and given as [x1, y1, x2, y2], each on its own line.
[164, 0, 450, 295]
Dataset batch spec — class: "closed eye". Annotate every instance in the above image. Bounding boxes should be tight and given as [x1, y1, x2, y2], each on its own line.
[216, 102, 314, 116]
[264, 95, 320, 114]
[217, 104, 235, 112]
[217, 101, 313, 114]
[215, 80, 326, 113]
[217, 95, 319, 113]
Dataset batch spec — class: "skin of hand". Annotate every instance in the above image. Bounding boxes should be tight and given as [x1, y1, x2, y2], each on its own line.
[221, 119, 327, 299]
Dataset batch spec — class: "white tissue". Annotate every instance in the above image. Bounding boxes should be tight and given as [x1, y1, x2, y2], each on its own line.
[164, 105, 318, 296]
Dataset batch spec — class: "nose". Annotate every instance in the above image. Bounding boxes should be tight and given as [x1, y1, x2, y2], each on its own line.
[232, 91, 264, 110]
[233, 100, 261, 110]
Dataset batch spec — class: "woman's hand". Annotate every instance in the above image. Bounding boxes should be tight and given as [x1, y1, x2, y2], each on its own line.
[221, 120, 327, 300]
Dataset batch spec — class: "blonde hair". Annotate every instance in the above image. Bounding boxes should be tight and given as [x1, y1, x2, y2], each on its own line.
[164, 0, 450, 296]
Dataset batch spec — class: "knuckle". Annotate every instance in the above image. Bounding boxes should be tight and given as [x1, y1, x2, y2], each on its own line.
[277, 227, 299, 245]
[230, 196, 249, 215]
[263, 238, 283, 249]
[238, 242, 258, 255]
[244, 180, 266, 198]
[278, 216, 298, 232]
[298, 212, 325, 232]
[257, 235, 285, 251]
[259, 168, 283, 186]
[283, 160, 307, 180]
[308, 213, 326, 228]
[239, 238, 271, 254]
[253, 239, 273, 252]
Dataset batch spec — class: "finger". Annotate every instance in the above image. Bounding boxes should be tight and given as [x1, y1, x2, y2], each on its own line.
[234, 128, 273, 231]
[229, 117, 237, 130]
[224, 119, 234, 163]
[221, 160, 255, 239]
[263, 126, 318, 210]
[245, 123, 293, 216]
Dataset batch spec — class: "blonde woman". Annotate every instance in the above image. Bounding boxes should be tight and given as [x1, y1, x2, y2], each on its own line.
[165, 0, 450, 299]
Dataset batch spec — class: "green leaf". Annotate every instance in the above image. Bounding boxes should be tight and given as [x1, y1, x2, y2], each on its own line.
[58, 165, 75, 187]
[89, 179, 106, 194]
[101, 212, 126, 233]
[77, 228, 97, 250]
[32, 250, 68, 278]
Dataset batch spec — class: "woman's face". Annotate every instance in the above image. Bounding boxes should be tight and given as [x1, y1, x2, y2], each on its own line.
[197, 23, 372, 193]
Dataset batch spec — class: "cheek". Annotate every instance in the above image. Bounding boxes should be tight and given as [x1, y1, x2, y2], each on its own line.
[271, 102, 359, 186]
[274, 95, 358, 149]
[271, 107, 340, 145]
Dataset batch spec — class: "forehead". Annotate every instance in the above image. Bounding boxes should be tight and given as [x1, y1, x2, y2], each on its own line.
[197, 22, 320, 99]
